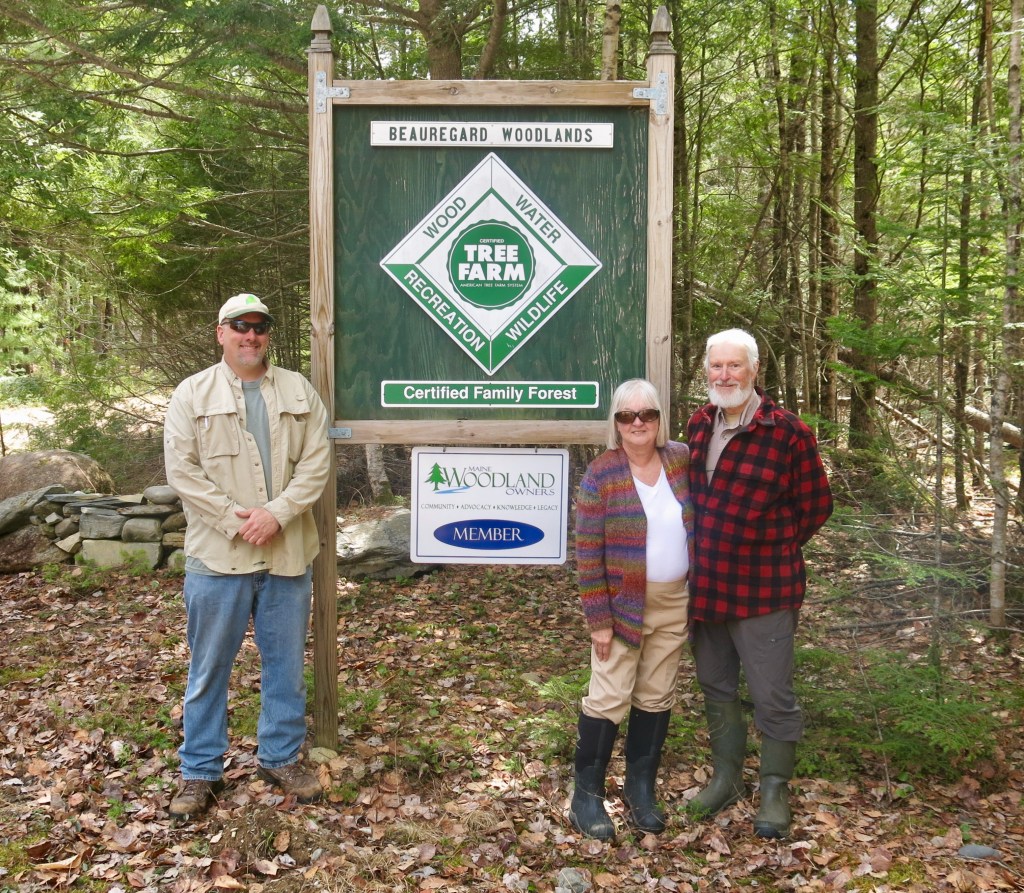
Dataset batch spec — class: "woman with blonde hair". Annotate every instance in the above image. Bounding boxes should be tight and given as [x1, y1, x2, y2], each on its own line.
[569, 378, 693, 839]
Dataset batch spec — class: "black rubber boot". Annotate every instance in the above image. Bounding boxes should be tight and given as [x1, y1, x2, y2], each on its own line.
[623, 707, 671, 833]
[686, 699, 747, 818]
[568, 713, 618, 840]
[753, 737, 797, 839]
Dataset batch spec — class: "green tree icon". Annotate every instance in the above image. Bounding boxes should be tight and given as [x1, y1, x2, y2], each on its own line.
[426, 463, 448, 491]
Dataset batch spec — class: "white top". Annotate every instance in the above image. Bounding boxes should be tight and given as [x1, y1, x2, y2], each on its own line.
[634, 467, 688, 583]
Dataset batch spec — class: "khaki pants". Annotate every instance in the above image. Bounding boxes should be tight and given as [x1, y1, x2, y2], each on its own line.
[582, 580, 689, 724]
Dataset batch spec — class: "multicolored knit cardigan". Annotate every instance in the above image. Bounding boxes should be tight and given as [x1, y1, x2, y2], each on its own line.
[575, 441, 695, 648]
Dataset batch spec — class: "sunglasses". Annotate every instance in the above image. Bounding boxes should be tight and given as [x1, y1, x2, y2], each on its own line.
[614, 409, 660, 424]
[223, 319, 271, 335]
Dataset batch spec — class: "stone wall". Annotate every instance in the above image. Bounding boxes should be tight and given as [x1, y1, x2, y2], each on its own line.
[0, 484, 186, 572]
[0, 483, 419, 577]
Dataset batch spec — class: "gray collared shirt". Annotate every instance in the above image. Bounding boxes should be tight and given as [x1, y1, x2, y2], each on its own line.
[705, 390, 760, 481]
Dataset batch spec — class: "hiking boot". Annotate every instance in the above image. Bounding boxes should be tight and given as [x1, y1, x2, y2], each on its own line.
[257, 761, 324, 803]
[169, 778, 224, 819]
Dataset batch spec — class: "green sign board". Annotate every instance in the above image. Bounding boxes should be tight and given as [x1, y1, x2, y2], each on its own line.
[333, 105, 649, 421]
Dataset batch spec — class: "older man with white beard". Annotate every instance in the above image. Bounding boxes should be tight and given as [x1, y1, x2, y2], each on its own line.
[685, 328, 832, 839]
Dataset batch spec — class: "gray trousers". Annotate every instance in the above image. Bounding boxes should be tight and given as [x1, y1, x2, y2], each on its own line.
[692, 609, 803, 742]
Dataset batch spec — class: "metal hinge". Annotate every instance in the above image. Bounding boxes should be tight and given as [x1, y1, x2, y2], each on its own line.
[633, 72, 669, 116]
[315, 71, 350, 113]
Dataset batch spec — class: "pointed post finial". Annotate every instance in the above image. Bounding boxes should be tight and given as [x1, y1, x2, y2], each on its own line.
[649, 6, 673, 55]
[309, 5, 333, 54]
[311, 5, 331, 34]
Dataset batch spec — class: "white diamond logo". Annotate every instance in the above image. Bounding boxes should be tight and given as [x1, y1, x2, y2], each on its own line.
[381, 153, 602, 375]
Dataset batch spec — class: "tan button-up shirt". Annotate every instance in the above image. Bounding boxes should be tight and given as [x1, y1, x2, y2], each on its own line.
[163, 359, 330, 576]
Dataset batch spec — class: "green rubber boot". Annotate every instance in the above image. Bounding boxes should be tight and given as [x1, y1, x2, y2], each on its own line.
[686, 699, 747, 818]
[568, 714, 618, 840]
[623, 707, 671, 833]
[753, 737, 797, 839]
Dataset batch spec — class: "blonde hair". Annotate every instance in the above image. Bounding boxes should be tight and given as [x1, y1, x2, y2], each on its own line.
[606, 378, 667, 449]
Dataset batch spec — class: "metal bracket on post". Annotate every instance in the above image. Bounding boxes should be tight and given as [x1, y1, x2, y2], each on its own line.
[328, 427, 353, 440]
[632, 72, 669, 116]
[315, 70, 350, 113]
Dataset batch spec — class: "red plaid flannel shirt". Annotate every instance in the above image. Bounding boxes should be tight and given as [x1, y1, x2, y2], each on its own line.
[686, 389, 833, 622]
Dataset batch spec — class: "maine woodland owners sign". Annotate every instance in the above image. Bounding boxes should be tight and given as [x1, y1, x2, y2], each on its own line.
[411, 447, 569, 564]
[381, 153, 603, 375]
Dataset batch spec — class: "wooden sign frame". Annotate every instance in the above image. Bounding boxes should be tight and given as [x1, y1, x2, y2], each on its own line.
[306, 5, 675, 745]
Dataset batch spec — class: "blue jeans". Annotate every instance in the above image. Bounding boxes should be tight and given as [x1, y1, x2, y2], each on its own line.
[179, 569, 313, 781]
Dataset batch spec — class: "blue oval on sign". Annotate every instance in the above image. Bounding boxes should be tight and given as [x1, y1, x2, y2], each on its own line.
[434, 519, 544, 550]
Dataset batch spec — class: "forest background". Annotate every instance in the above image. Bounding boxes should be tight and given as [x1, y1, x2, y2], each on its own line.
[0, 1, 1023, 891]
[0, 0, 1022, 617]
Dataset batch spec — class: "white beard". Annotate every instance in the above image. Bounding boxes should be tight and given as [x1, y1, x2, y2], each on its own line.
[709, 382, 754, 411]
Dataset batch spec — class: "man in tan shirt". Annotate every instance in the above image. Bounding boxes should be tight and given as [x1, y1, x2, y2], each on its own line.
[164, 293, 330, 819]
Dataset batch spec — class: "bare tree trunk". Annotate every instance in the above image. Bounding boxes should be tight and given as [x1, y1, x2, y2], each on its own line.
[850, 0, 880, 448]
[819, 31, 841, 427]
[676, 40, 708, 406]
[473, 0, 507, 79]
[671, 2, 693, 422]
[767, 0, 791, 403]
[419, 0, 464, 79]
[953, 2, 990, 510]
[577, 0, 593, 75]
[365, 444, 394, 505]
[973, 0, 996, 491]
[557, 0, 593, 77]
[599, 0, 621, 81]
[786, 14, 809, 413]
[556, 0, 570, 58]
[991, 0, 1022, 630]
[806, 59, 820, 419]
